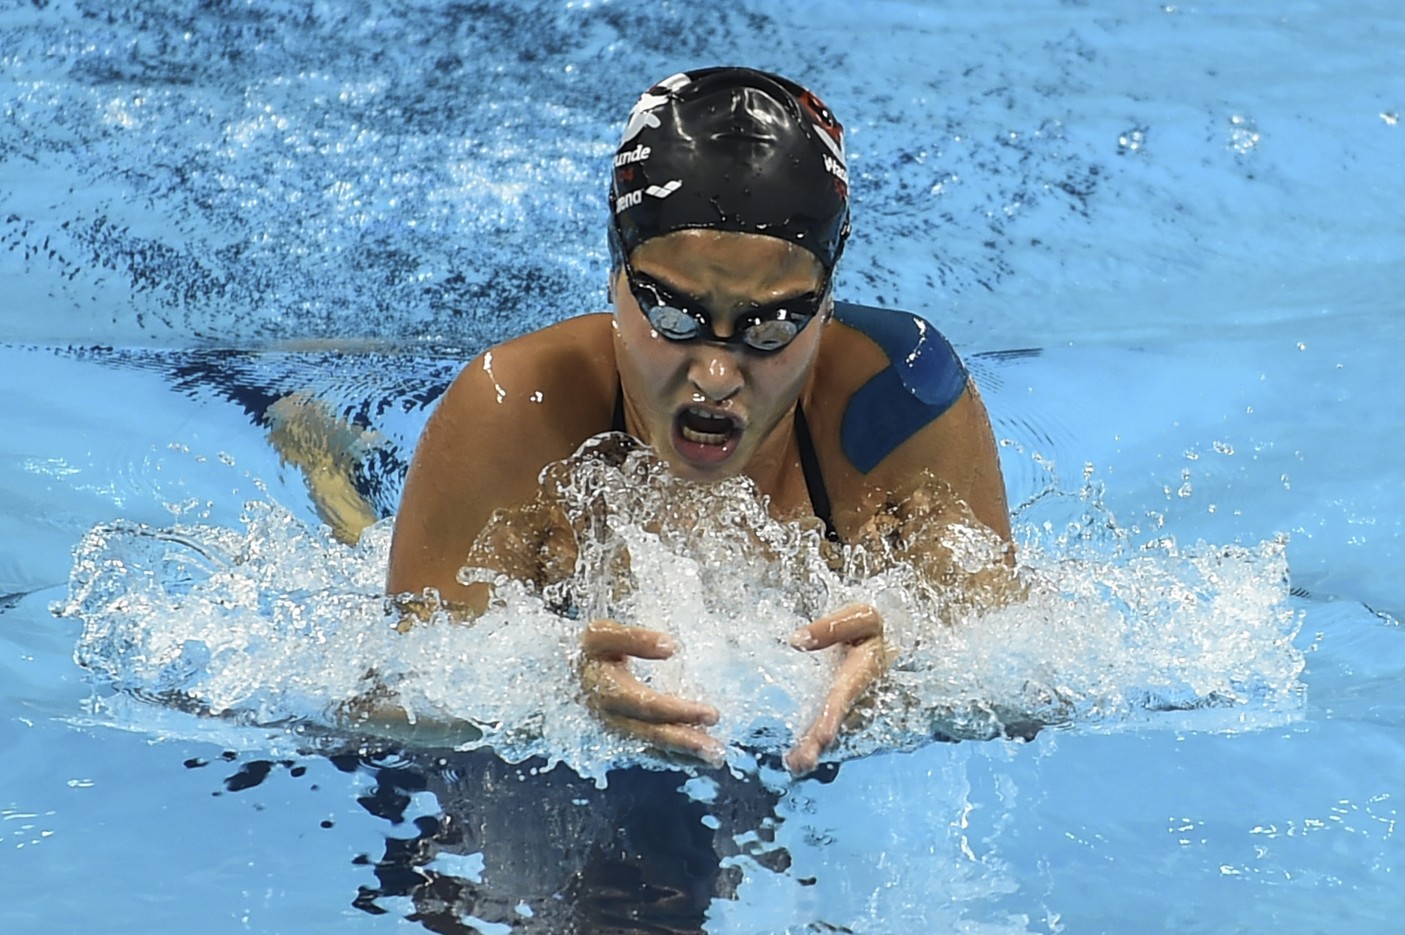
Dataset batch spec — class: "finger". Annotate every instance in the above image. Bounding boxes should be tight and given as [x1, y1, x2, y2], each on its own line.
[783, 736, 822, 776]
[790, 603, 882, 651]
[785, 638, 887, 774]
[582, 618, 676, 660]
[599, 713, 728, 767]
[583, 660, 719, 726]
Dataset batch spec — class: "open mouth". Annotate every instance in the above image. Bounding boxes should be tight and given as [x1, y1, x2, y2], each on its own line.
[672, 405, 743, 466]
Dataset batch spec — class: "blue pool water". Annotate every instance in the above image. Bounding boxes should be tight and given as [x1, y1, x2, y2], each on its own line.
[2, 1, 1402, 932]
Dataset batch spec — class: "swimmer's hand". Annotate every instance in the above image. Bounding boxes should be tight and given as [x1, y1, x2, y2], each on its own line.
[784, 603, 888, 776]
[579, 619, 726, 767]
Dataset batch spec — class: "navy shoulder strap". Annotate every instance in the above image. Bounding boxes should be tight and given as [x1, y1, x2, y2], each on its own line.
[833, 302, 969, 474]
[793, 403, 839, 542]
[612, 380, 629, 434]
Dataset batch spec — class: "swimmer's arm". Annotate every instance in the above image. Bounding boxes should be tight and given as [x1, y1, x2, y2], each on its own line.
[869, 381, 1012, 545]
[340, 616, 727, 758]
[859, 480, 1024, 604]
[386, 360, 547, 607]
[852, 385, 1023, 603]
[334, 594, 487, 742]
[782, 384, 1017, 773]
[339, 688, 487, 747]
[838, 381, 1015, 577]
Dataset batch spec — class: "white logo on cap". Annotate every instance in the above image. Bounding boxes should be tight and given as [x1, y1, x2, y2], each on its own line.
[614, 189, 642, 213]
[613, 180, 681, 214]
[614, 144, 651, 167]
[823, 153, 849, 184]
[645, 180, 682, 199]
[620, 72, 692, 144]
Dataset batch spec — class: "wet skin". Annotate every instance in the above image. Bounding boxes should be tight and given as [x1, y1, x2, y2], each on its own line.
[386, 229, 1013, 774]
[590, 230, 887, 772]
[611, 231, 828, 490]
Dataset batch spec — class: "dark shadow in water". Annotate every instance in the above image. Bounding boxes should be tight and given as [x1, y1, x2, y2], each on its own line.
[204, 748, 829, 935]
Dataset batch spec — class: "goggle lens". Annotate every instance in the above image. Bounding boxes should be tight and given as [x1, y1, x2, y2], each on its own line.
[626, 262, 825, 354]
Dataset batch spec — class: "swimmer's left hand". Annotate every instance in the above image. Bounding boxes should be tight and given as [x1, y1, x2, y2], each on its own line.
[783, 603, 887, 776]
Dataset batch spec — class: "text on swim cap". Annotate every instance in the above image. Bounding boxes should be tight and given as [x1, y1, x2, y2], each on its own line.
[823, 153, 849, 185]
[615, 189, 642, 213]
[614, 179, 682, 214]
[614, 144, 651, 167]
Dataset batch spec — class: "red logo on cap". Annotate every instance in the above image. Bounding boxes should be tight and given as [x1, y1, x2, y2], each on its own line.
[797, 90, 844, 151]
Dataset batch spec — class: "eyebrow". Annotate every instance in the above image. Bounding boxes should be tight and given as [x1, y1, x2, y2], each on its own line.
[635, 269, 820, 317]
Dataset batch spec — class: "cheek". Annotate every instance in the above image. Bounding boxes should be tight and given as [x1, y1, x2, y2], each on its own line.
[754, 334, 822, 398]
[755, 361, 809, 406]
[615, 314, 682, 394]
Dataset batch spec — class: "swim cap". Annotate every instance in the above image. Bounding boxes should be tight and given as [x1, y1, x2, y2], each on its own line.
[609, 67, 851, 272]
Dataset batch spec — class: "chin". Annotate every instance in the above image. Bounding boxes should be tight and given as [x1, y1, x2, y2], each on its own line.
[663, 447, 745, 482]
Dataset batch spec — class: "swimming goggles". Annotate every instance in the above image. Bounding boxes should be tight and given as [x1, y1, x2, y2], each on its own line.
[621, 251, 830, 353]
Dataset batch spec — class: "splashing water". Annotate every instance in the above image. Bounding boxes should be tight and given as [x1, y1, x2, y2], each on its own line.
[57, 435, 1304, 783]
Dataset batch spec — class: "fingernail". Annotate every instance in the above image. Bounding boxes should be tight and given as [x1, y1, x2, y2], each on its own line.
[788, 629, 816, 650]
[655, 635, 676, 654]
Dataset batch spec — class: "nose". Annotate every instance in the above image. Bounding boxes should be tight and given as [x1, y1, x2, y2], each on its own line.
[687, 346, 743, 402]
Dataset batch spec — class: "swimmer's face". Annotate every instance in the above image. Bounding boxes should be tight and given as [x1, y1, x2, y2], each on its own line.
[611, 229, 830, 482]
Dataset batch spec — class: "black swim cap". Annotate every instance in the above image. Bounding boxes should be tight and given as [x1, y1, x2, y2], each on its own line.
[609, 67, 851, 272]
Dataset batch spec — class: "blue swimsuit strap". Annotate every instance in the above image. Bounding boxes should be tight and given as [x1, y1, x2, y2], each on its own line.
[833, 302, 969, 474]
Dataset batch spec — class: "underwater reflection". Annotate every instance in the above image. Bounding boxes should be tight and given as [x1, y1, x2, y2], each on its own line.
[328, 750, 810, 934]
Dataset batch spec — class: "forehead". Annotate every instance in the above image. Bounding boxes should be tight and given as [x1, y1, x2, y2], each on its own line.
[631, 230, 825, 297]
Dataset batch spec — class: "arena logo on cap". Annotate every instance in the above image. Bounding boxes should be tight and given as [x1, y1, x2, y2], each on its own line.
[614, 189, 642, 213]
[612, 179, 681, 215]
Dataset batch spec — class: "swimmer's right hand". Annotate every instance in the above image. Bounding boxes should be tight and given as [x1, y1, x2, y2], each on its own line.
[579, 618, 725, 767]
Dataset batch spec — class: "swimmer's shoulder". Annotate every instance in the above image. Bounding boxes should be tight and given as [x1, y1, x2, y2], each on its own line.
[436, 313, 619, 441]
[485, 313, 617, 378]
[826, 302, 968, 398]
[809, 301, 1010, 539]
[812, 302, 971, 470]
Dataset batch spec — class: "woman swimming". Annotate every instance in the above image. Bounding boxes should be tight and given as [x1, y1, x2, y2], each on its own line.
[385, 67, 1014, 774]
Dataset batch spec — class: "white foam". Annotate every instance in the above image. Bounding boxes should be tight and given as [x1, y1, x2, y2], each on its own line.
[58, 435, 1305, 783]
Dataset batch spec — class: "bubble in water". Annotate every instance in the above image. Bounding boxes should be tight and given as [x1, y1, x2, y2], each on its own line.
[1117, 126, 1147, 155]
[1228, 114, 1262, 155]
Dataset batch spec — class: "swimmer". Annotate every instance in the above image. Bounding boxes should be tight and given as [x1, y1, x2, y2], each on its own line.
[385, 67, 1014, 774]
